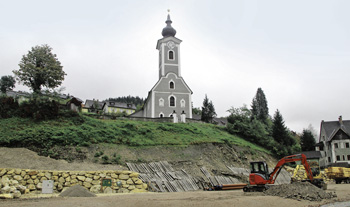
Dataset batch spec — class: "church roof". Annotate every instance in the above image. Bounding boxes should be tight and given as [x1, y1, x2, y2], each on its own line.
[162, 14, 176, 37]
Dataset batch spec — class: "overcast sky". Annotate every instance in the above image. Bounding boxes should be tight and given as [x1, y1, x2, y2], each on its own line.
[1, 0, 349, 134]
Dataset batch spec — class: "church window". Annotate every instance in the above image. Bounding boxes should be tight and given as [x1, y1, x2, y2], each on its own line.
[170, 81, 174, 89]
[170, 96, 175, 107]
[180, 99, 185, 108]
[168, 51, 174, 60]
[159, 98, 164, 107]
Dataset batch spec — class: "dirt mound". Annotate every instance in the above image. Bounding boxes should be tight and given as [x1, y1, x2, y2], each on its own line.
[59, 185, 96, 197]
[264, 182, 336, 201]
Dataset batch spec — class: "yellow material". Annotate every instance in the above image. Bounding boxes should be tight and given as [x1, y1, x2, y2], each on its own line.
[292, 164, 325, 181]
[326, 167, 350, 179]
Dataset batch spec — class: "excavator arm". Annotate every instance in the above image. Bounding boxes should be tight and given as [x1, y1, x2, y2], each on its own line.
[245, 153, 326, 192]
[267, 154, 313, 184]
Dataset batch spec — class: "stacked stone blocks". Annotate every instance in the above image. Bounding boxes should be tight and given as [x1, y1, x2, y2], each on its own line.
[0, 168, 148, 198]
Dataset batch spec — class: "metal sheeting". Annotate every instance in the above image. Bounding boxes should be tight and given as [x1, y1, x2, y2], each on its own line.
[126, 161, 200, 192]
[201, 167, 239, 186]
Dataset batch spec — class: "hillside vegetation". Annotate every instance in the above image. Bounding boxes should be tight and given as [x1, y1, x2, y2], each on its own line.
[0, 114, 270, 158]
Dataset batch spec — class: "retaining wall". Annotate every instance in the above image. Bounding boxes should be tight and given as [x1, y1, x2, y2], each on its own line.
[0, 168, 148, 196]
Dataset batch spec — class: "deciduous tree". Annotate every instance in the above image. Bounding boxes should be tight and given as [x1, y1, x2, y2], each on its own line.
[13, 44, 66, 93]
[0, 75, 16, 94]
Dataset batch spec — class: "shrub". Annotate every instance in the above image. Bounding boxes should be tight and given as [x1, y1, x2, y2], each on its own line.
[101, 155, 111, 164]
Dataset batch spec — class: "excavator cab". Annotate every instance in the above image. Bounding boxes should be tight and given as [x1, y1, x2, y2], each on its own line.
[250, 161, 270, 181]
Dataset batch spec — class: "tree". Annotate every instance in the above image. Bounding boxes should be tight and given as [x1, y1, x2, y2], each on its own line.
[272, 109, 296, 155]
[251, 88, 269, 123]
[192, 107, 202, 115]
[201, 94, 216, 123]
[300, 129, 316, 151]
[13, 44, 66, 93]
[0, 75, 16, 94]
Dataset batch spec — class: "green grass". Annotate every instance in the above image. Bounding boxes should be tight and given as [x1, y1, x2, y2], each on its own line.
[0, 114, 270, 154]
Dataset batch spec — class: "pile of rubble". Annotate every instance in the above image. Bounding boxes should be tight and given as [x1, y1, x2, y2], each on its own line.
[264, 182, 336, 201]
[0, 177, 28, 199]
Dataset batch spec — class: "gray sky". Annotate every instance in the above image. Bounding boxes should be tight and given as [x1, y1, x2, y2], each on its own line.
[1, 0, 349, 134]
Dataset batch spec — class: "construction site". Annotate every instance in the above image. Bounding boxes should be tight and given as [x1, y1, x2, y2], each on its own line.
[1, 146, 350, 207]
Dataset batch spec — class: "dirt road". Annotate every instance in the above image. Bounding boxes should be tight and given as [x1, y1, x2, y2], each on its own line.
[1, 184, 348, 207]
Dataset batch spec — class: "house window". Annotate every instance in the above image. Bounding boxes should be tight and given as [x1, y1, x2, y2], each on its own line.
[328, 157, 331, 162]
[170, 96, 175, 107]
[335, 143, 338, 148]
[170, 81, 174, 89]
[159, 113, 164, 118]
[347, 155, 350, 160]
[343, 155, 345, 160]
[346, 143, 349, 148]
[336, 155, 341, 161]
[169, 51, 174, 60]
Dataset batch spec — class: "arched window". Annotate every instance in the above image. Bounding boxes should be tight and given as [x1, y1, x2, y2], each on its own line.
[169, 51, 174, 60]
[159, 113, 164, 118]
[170, 81, 174, 89]
[180, 99, 185, 108]
[170, 96, 175, 107]
[159, 98, 164, 107]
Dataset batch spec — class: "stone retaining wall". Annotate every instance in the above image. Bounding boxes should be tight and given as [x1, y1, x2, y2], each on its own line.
[0, 168, 148, 198]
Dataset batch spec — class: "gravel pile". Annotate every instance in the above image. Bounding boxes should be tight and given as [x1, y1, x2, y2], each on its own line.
[264, 182, 336, 201]
[59, 185, 96, 197]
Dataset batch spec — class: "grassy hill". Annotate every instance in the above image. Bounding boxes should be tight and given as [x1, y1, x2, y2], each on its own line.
[0, 114, 270, 158]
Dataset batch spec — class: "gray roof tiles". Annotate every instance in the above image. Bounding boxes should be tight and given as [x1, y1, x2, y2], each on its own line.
[321, 120, 350, 142]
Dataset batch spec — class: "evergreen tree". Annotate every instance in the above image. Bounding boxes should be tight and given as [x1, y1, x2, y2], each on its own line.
[251, 88, 269, 122]
[201, 94, 216, 123]
[272, 109, 296, 155]
[300, 129, 316, 151]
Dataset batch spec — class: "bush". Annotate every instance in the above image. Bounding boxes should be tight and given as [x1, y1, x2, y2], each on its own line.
[112, 154, 122, 165]
[0, 96, 19, 118]
[101, 155, 111, 164]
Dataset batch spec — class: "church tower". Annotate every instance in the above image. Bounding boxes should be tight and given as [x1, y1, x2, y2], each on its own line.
[130, 13, 193, 120]
[156, 14, 182, 79]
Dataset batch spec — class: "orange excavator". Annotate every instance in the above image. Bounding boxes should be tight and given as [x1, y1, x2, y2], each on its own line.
[243, 154, 326, 192]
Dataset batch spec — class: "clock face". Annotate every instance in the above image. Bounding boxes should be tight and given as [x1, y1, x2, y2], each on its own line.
[167, 41, 175, 49]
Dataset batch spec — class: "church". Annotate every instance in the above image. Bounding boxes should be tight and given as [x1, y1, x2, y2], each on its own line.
[130, 14, 193, 122]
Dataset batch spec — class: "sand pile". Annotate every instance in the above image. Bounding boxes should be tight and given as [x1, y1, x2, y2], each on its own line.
[59, 185, 96, 197]
[264, 182, 336, 201]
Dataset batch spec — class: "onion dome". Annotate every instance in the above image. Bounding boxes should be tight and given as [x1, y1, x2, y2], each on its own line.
[162, 14, 176, 37]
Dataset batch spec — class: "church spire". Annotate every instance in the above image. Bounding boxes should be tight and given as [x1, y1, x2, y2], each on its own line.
[162, 11, 176, 37]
